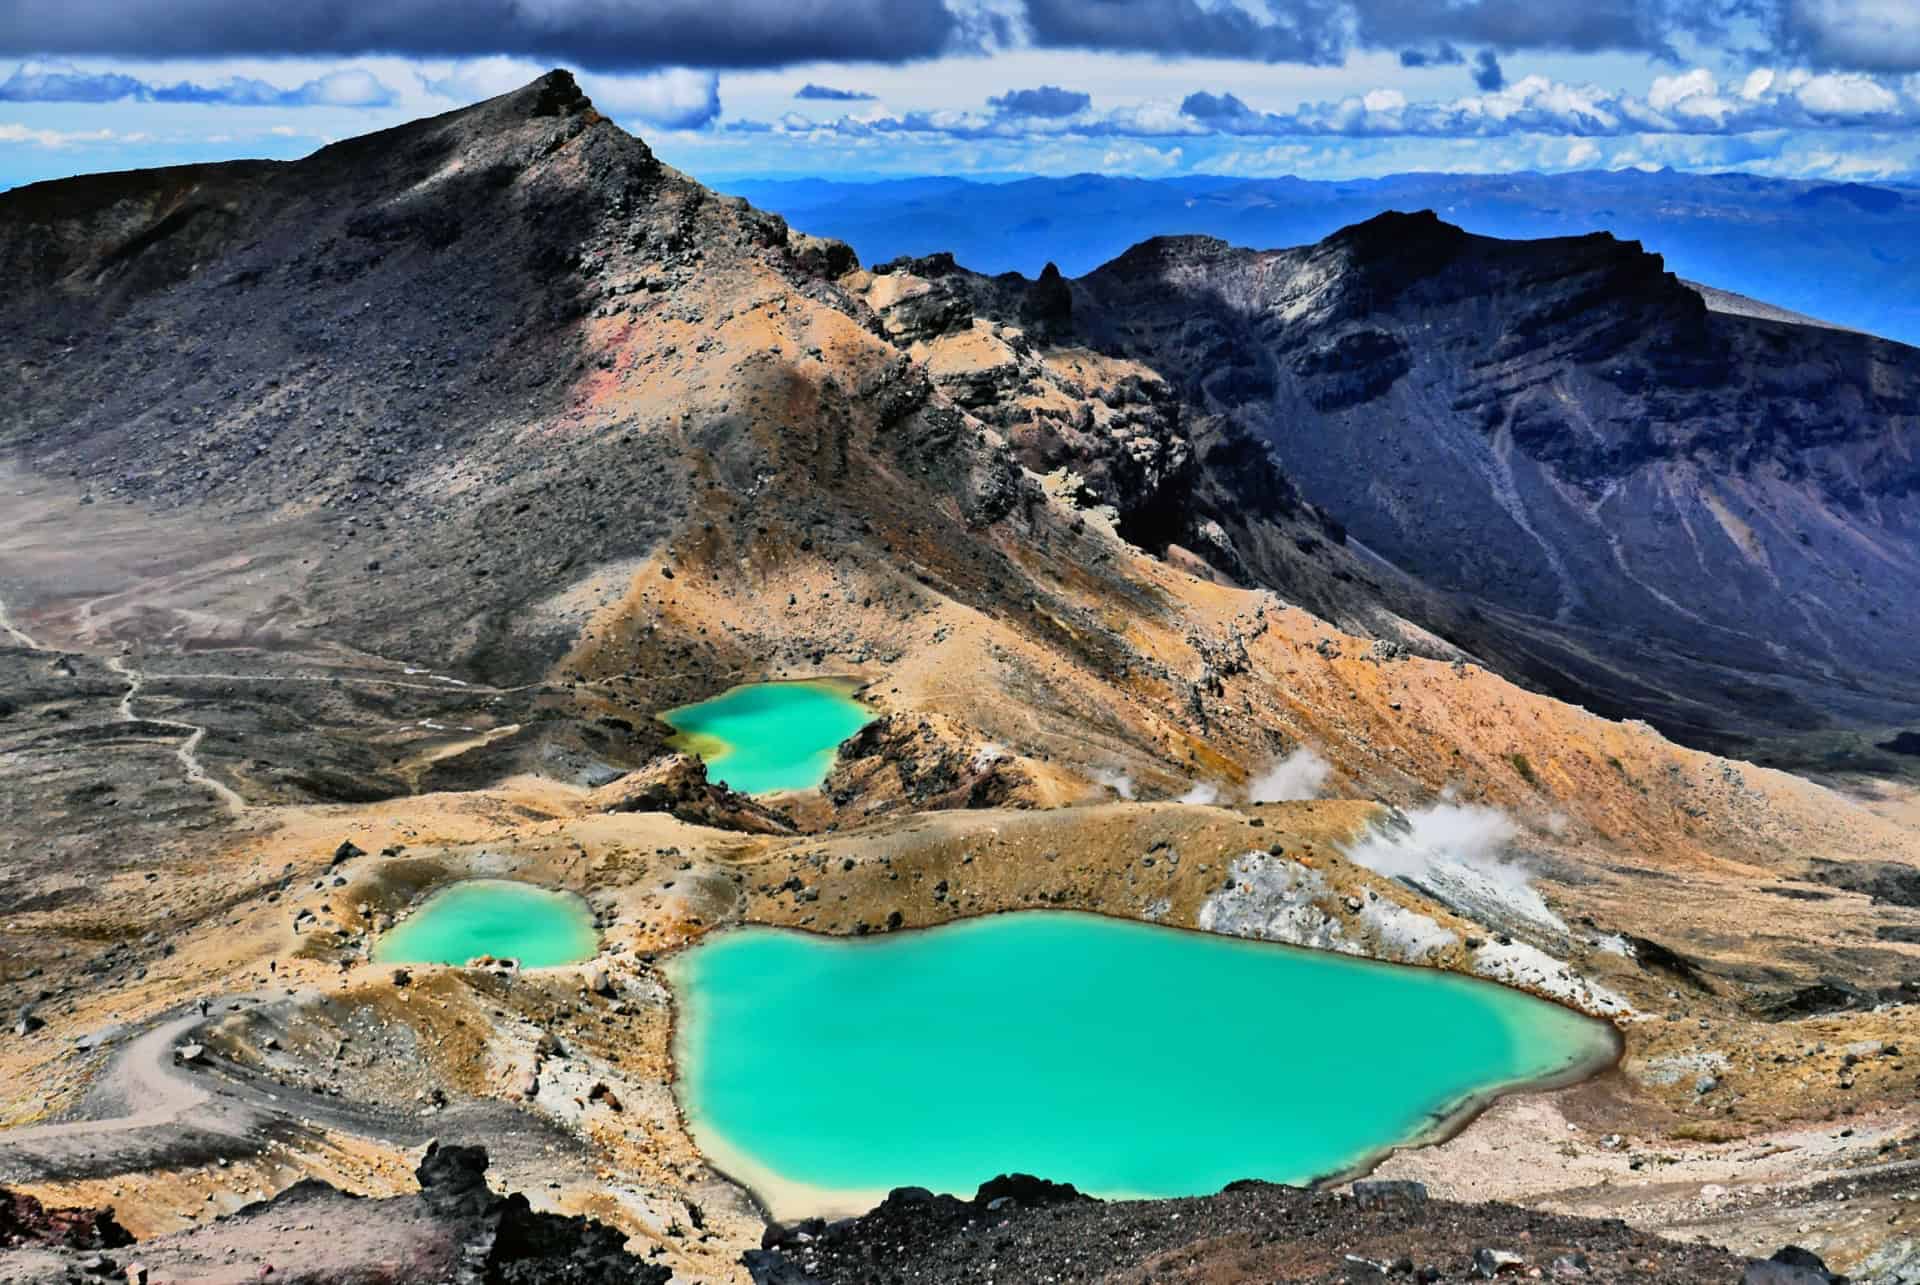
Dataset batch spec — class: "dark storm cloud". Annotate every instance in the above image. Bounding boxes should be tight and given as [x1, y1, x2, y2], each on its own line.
[1472, 48, 1505, 91]
[1072, 0, 1915, 74]
[5, 0, 1915, 75]
[0, 0, 958, 71]
[0, 60, 395, 106]
[795, 83, 878, 101]
[1774, 0, 1920, 72]
[1022, 0, 1348, 64]
[987, 85, 1092, 116]
[1348, 0, 1705, 58]
[1023, 0, 1757, 65]
[1398, 42, 1464, 67]
[1179, 90, 1255, 120]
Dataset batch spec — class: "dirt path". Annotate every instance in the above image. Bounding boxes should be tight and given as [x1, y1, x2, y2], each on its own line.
[126, 670, 535, 696]
[0, 1008, 271, 1183]
[105, 654, 250, 817]
[0, 590, 44, 651]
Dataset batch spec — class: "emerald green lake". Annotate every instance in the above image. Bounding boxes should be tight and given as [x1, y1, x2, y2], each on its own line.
[372, 880, 599, 968]
[659, 679, 875, 795]
[669, 912, 1617, 1218]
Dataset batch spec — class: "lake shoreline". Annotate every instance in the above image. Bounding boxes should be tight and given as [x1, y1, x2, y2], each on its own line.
[662, 909, 1626, 1224]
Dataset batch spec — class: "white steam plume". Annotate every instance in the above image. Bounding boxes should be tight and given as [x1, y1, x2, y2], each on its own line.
[1342, 802, 1564, 933]
[1247, 748, 1332, 802]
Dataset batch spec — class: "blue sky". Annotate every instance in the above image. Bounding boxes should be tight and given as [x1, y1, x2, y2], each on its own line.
[4, 0, 1920, 189]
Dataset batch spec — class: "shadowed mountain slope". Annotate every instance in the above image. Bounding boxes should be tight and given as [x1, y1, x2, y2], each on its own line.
[0, 71, 1028, 687]
[910, 212, 1920, 761]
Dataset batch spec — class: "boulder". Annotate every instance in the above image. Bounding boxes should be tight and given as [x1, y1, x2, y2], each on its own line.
[414, 1140, 493, 1218]
[1473, 1247, 1526, 1278]
[742, 1248, 821, 1284]
[0, 1188, 133, 1251]
[1353, 1179, 1429, 1210]
[1741, 1246, 1845, 1284]
[973, 1174, 1087, 1210]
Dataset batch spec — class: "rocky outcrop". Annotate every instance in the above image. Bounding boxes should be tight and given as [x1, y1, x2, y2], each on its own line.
[744, 1174, 1759, 1285]
[854, 263, 1239, 556]
[825, 712, 1040, 814]
[0, 1188, 131, 1251]
[591, 753, 795, 833]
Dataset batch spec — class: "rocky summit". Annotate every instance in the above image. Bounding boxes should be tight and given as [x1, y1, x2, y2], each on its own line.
[0, 72, 1916, 1285]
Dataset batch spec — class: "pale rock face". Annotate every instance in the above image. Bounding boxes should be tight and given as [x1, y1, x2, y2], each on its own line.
[1355, 892, 1458, 962]
[1471, 939, 1632, 1015]
[1197, 850, 1457, 963]
[1199, 848, 1629, 1017]
[1197, 852, 1355, 955]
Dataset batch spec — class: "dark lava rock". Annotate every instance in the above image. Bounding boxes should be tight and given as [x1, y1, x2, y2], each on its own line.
[416, 1140, 495, 1218]
[1810, 858, 1920, 908]
[1020, 208, 1920, 760]
[1352, 1179, 1429, 1210]
[1753, 978, 1876, 1019]
[973, 1173, 1088, 1209]
[0, 1188, 132, 1251]
[489, 1191, 668, 1284]
[1625, 934, 1714, 991]
[742, 1175, 1751, 1285]
[744, 1247, 822, 1284]
[1742, 1244, 1848, 1283]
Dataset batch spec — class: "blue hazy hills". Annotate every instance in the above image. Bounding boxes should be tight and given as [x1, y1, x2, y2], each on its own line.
[723, 169, 1920, 349]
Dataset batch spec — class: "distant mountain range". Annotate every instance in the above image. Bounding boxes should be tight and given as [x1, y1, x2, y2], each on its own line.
[723, 169, 1920, 349]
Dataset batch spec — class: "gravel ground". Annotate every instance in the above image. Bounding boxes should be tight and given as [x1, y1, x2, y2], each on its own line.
[752, 1178, 1792, 1284]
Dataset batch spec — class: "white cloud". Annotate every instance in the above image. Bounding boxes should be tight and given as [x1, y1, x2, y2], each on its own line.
[0, 121, 123, 146]
[740, 65, 1920, 147]
[1795, 70, 1901, 116]
[422, 58, 720, 129]
[0, 58, 396, 107]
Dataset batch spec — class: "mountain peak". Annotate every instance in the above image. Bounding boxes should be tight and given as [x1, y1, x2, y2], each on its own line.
[514, 68, 595, 119]
[1324, 207, 1469, 262]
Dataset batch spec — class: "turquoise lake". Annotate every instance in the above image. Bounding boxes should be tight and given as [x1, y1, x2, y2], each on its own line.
[659, 679, 875, 795]
[669, 912, 1617, 1218]
[372, 880, 599, 968]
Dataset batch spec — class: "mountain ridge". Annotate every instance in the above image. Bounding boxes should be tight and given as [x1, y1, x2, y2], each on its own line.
[1, 73, 1917, 1285]
[724, 166, 1920, 347]
[875, 206, 1920, 762]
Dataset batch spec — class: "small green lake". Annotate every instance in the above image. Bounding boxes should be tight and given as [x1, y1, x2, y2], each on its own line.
[371, 880, 599, 968]
[658, 679, 875, 795]
[669, 912, 1617, 1218]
